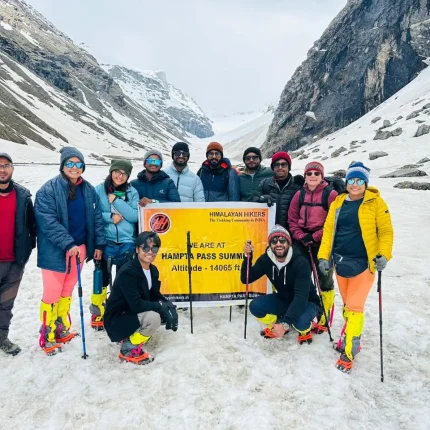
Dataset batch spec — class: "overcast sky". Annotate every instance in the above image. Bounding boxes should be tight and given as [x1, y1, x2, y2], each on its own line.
[26, 0, 346, 116]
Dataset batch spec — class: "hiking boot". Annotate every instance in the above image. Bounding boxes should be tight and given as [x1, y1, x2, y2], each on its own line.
[298, 330, 313, 345]
[89, 287, 107, 331]
[56, 296, 78, 343]
[312, 321, 328, 334]
[39, 301, 62, 356]
[90, 313, 105, 331]
[335, 353, 353, 374]
[0, 338, 21, 356]
[119, 336, 154, 365]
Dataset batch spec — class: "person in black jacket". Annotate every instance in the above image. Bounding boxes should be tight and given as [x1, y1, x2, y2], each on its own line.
[241, 225, 320, 344]
[104, 231, 178, 365]
[252, 152, 304, 230]
[0, 153, 36, 356]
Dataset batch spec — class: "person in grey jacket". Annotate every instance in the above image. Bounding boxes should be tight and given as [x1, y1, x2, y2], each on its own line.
[34, 147, 106, 355]
[164, 142, 205, 203]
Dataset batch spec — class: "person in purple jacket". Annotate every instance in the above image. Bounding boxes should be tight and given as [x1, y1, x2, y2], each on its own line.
[288, 161, 338, 334]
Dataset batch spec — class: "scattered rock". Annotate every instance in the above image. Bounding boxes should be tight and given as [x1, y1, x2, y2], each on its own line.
[416, 120, 426, 123]
[391, 128, 403, 137]
[378, 119, 392, 129]
[360, 140, 367, 143]
[371, 116, 381, 124]
[331, 146, 347, 158]
[406, 111, 420, 120]
[369, 151, 388, 160]
[89, 153, 109, 164]
[394, 181, 430, 190]
[289, 150, 305, 159]
[299, 154, 309, 160]
[380, 169, 428, 178]
[311, 148, 320, 153]
[328, 145, 333, 149]
[396, 116, 403, 120]
[423, 103, 430, 109]
[321, 156, 328, 161]
[418, 157, 430, 163]
[414, 124, 430, 137]
[350, 140, 359, 145]
[374, 130, 392, 140]
[400, 164, 421, 169]
[329, 169, 346, 178]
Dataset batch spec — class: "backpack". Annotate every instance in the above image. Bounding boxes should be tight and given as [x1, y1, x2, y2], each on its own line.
[298, 176, 346, 212]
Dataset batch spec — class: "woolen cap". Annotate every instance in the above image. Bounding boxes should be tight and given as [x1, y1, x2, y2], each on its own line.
[109, 159, 133, 176]
[172, 142, 189, 157]
[304, 161, 324, 177]
[243, 147, 262, 162]
[268, 225, 292, 246]
[271, 151, 292, 170]
[144, 149, 163, 166]
[59, 147, 85, 172]
[346, 161, 370, 184]
[206, 142, 223, 155]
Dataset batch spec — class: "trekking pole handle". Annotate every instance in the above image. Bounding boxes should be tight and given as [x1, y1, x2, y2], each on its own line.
[77, 255, 81, 266]
[246, 240, 252, 256]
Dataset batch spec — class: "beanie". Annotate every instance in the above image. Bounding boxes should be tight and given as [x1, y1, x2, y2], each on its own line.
[109, 159, 133, 177]
[172, 142, 189, 157]
[304, 161, 324, 177]
[0, 152, 13, 163]
[243, 147, 262, 162]
[268, 225, 292, 246]
[271, 151, 292, 170]
[206, 142, 223, 155]
[59, 147, 85, 172]
[143, 149, 163, 166]
[345, 161, 370, 184]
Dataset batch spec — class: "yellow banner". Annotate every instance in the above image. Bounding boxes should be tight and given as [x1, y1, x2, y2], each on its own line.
[138, 203, 275, 307]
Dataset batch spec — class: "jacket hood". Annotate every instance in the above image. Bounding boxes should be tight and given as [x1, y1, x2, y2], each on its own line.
[201, 157, 232, 171]
[166, 164, 190, 175]
[364, 186, 380, 200]
[137, 170, 170, 183]
[265, 246, 293, 286]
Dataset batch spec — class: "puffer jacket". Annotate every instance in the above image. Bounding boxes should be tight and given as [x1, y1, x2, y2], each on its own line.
[95, 183, 139, 244]
[131, 170, 180, 202]
[197, 157, 240, 202]
[288, 181, 338, 243]
[318, 186, 394, 274]
[239, 166, 273, 202]
[252, 174, 304, 230]
[35, 175, 106, 273]
[164, 165, 205, 202]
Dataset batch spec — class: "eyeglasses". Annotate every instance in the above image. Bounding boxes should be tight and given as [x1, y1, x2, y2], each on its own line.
[146, 158, 162, 166]
[270, 236, 288, 245]
[173, 150, 189, 157]
[0, 163, 12, 170]
[140, 245, 159, 254]
[207, 151, 222, 158]
[273, 162, 288, 169]
[64, 161, 84, 169]
[347, 178, 365, 186]
[113, 170, 128, 178]
[245, 155, 259, 161]
[306, 171, 321, 177]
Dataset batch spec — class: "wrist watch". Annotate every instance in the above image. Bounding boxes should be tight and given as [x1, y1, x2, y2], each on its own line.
[280, 322, 290, 330]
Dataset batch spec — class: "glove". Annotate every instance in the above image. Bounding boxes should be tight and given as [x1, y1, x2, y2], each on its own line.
[259, 195, 273, 207]
[158, 301, 178, 331]
[373, 255, 388, 271]
[302, 233, 314, 246]
[318, 259, 330, 274]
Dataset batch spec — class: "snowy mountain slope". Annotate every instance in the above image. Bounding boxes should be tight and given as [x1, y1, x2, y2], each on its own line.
[104, 66, 213, 139]
[211, 109, 270, 135]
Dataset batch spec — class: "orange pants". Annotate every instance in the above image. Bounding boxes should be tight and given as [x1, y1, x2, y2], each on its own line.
[335, 269, 375, 312]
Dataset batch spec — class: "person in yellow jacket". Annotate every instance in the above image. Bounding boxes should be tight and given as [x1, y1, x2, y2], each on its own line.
[318, 162, 393, 374]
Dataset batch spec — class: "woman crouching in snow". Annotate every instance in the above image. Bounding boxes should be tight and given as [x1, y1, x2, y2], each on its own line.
[318, 162, 394, 373]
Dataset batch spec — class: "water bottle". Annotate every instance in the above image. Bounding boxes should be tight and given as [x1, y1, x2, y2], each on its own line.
[93, 260, 103, 295]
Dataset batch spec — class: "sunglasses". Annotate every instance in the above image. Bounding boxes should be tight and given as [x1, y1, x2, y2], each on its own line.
[173, 150, 189, 157]
[306, 171, 321, 177]
[245, 155, 259, 161]
[113, 169, 128, 178]
[207, 151, 222, 157]
[270, 236, 289, 245]
[347, 178, 365, 186]
[146, 158, 162, 166]
[64, 161, 84, 169]
[273, 162, 289, 169]
[140, 245, 159, 254]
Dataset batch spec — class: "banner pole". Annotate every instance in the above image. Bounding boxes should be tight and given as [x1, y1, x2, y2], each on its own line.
[186, 231, 194, 334]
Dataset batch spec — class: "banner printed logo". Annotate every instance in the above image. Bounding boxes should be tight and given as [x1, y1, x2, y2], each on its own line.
[149, 212, 171, 234]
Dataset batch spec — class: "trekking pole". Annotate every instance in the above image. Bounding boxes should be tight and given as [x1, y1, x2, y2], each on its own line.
[308, 246, 334, 342]
[244, 241, 251, 340]
[76, 255, 88, 359]
[377, 270, 384, 382]
[229, 306, 232, 322]
[186, 232, 194, 334]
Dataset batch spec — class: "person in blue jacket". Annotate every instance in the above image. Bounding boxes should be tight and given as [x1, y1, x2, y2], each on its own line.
[197, 142, 240, 202]
[89, 159, 139, 331]
[34, 147, 106, 355]
[131, 149, 180, 206]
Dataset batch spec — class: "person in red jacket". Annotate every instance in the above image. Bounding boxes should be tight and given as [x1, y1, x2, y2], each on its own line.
[288, 161, 338, 334]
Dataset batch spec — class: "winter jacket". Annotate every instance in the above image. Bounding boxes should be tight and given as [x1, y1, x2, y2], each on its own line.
[131, 170, 180, 203]
[12, 182, 36, 266]
[241, 245, 320, 325]
[239, 166, 273, 202]
[104, 257, 166, 342]
[318, 186, 394, 274]
[34, 175, 106, 273]
[164, 165, 205, 202]
[252, 174, 304, 230]
[197, 158, 240, 202]
[288, 181, 338, 243]
[95, 183, 139, 244]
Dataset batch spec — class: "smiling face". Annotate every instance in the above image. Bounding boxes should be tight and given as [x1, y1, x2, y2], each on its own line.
[269, 236, 290, 259]
[305, 170, 322, 189]
[112, 169, 128, 187]
[346, 178, 366, 199]
[244, 152, 261, 171]
[207, 150, 222, 168]
[62, 157, 84, 182]
[272, 159, 289, 180]
[136, 238, 159, 267]
[0, 156, 14, 185]
[173, 150, 189, 167]
[145, 155, 162, 173]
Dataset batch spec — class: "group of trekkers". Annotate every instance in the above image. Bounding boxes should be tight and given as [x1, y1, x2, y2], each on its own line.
[0, 141, 393, 374]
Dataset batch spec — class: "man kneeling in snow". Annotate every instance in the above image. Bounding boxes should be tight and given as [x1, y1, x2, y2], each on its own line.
[104, 231, 178, 364]
[242, 225, 321, 344]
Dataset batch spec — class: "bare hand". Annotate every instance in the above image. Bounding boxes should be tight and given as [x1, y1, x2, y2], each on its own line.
[108, 194, 116, 204]
[138, 197, 153, 207]
[94, 249, 103, 260]
[244, 241, 254, 255]
[68, 246, 80, 257]
[112, 214, 123, 224]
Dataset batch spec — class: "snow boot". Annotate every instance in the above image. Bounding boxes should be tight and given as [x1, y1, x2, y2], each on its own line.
[335, 353, 353, 374]
[312, 289, 335, 334]
[295, 324, 313, 345]
[56, 296, 79, 344]
[0, 338, 21, 356]
[39, 302, 62, 356]
[89, 286, 107, 331]
[119, 332, 154, 365]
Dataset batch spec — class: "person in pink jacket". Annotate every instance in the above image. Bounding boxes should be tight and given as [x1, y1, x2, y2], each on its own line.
[288, 161, 338, 334]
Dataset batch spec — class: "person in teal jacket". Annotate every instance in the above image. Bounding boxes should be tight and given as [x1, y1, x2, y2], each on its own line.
[89, 159, 139, 331]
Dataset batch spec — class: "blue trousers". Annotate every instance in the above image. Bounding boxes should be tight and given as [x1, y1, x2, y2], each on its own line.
[101, 242, 135, 286]
[249, 293, 317, 332]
